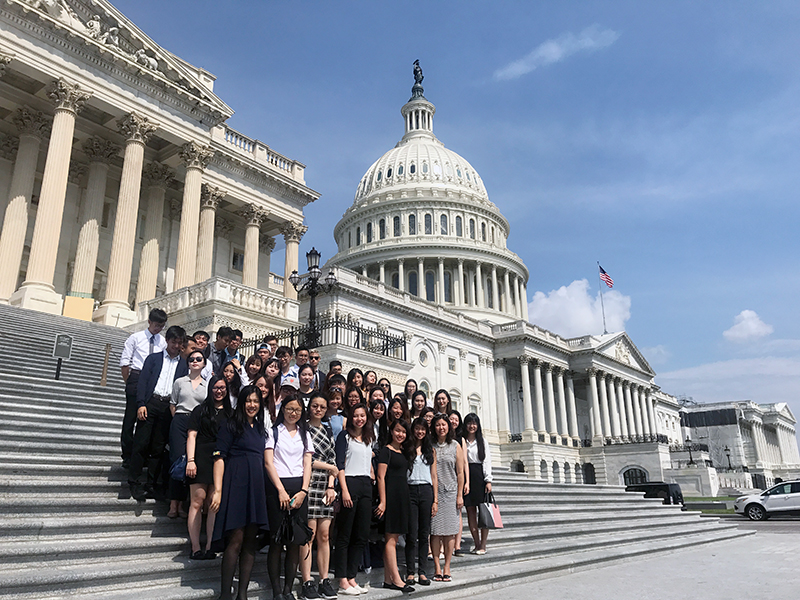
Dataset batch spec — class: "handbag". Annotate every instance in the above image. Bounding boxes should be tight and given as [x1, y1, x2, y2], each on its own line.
[477, 492, 503, 529]
[272, 508, 313, 547]
[169, 454, 187, 481]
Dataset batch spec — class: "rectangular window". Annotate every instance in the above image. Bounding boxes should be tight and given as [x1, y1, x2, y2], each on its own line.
[468, 363, 477, 379]
[409, 215, 416, 235]
[424, 214, 432, 235]
[231, 248, 245, 273]
[448, 357, 457, 373]
[101, 202, 112, 229]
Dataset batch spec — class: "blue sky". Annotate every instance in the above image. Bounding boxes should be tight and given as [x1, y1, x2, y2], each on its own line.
[116, 1, 800, 422]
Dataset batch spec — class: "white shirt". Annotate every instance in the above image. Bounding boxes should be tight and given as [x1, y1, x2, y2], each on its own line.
[465, 438, 493, 482]
[344, 436, 372, 477]
[153, 351, 181, 397]
[120, 329, 165, 370]
[265, 423, 312, 478]
[200, 361, 214, 381]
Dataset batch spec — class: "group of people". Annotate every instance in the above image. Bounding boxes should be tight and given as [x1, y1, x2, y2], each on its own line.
[120, 311, 494, 600]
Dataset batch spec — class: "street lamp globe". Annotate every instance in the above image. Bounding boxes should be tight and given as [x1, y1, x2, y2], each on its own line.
[288, 270, 301, 288]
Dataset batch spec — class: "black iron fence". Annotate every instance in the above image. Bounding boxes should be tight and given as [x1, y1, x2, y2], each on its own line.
[240, 316, 406, 361]
[669, 442, 709, 453]
[581, 433, 669, 448]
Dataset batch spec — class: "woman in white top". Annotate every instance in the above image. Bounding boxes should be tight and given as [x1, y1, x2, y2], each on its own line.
[334, 403, 375, 596]
[240, 355, 263, 385]
[264, 394, 313, 600]
[462, 413, 493, 555]
[405, 417, 438, 586]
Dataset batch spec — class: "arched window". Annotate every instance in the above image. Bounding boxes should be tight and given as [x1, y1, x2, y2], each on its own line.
[463, 274, 469, 304]
[481, 222, 486, 241]
[491, 226, 495, 244]
[540, 459, 548, 481]
[376, 170, 382, 182]
[386, 167, 392, 178]
[379, 219, 386, 240]
[356, 227, 361, 246]
[348, 232, 352, 249]
[410, 163, 416, 174]
[398, 164, 404, 175]
[422, 162, 428, 174]
[424, 214, 432, 235]
[393, 216, 400, 237]
[408, 214, 416, 235]
[440, 214, 448, 235]
[623, 468, 648, 486]
[469, 219, 475, 239]
[391, 272, 399, 289]
[455, 216, 463, 237]
[366, 223, 373, 243]
[425, 271, 435, 302]
[409, 271, 418, 296]
[552, 461, 561, 484]
[444, 271, 452, 303]
[583, 463, 596, 485]
[564, 462, 572, 484]
[486, 279, 493, 308]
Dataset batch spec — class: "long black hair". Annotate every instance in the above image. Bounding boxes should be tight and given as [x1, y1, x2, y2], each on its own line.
[404, 379, 418, 399]
[430, 413, 454, 444]
[433, 389, 452, 414]
[228, 385, 264, 437]
[387, 418, 415, 464]
[370, 398, 389, 447]
[410, 417, 434, 466]
[449, 409, 464, 442]
[463, 412, 486, 462]
[200, 376, 233, 422]
[272, 393, 309, 451]
[346, 402, 375, 446]
[220, 360, 242, 399]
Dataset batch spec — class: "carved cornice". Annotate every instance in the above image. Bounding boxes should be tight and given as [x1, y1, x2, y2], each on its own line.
[68, 162, 87, 184]
[200, 183, 225, 210]
[493, 357, 506, 367]
[0, 135, 19, 160]
[215, 217, 233, 239]
[142, 161, 175, 187]
[587, 367, 598, 377]
[259, 233, 276, 253]
[519, 355, 531, 365]
[13, 107, 50, 138]
[82, 137, 119, 164]
[47, 78, 91, 113]
[117, 112, 158, 144]
[437, 341, 447, 354]
[460, 350, 469, 360]
[180, 142, 214, 171]
[240, 204, 268, 227]
[281, 221, 307, 243]
[0, 53, 12, 77]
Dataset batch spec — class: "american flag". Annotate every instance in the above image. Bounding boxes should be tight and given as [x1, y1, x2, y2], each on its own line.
[599, 265, 614, 288]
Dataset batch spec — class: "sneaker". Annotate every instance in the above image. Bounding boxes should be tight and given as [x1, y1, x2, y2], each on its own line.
[338, 587, 360, 597]
[357, 583, 370, 594]
[319, 579, 338, 599]
[303, 580, 321, 599]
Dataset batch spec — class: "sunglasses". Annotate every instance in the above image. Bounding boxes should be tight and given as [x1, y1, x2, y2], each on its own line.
[187, 357, 204, 363]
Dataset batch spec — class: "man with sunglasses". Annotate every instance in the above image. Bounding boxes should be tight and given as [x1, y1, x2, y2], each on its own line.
[308, 350, 326, 390]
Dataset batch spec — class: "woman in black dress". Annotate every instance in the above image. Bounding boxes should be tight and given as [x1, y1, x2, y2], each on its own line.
[376, 419, 414, 593]
[186, 377, 232, 560]
[210, 386, 269, 600]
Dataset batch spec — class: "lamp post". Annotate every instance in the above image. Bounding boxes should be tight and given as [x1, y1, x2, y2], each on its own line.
[288, 247, 337, 348]
[686, 436, 695, 466]
[724, 445, 732, 470]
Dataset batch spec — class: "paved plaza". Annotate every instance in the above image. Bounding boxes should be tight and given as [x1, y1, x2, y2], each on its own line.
[468, 522, 800, 600]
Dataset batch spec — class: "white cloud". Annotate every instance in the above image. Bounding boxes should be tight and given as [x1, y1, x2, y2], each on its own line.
[642, 344, 671, 366]
[527, 279, 631, 338]
[494, 25, 620, 81]
[723, 309, 773, 342]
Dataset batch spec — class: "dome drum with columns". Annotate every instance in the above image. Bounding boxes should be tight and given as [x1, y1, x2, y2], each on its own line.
[329, 68, 528, 324]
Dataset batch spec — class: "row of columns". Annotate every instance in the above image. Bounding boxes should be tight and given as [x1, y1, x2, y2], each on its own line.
[0, 77, 307, 322]
[517, 357, 579, 444]
[587, 368, 657, 441]
[776, 424, 800, 464]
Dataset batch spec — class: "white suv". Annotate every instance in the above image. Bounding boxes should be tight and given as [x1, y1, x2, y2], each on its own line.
[734, 480, 800, 520]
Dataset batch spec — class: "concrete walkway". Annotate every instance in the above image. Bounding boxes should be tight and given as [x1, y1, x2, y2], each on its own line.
[467, 532, 799, 600]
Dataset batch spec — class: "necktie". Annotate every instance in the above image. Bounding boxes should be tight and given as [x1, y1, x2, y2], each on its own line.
[149, 335, 155, 355]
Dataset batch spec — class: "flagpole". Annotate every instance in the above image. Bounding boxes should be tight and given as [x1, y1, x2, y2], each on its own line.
[597, 261, 608, 335]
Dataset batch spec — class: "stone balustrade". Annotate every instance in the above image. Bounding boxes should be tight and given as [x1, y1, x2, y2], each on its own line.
[214, 125, 305, 182]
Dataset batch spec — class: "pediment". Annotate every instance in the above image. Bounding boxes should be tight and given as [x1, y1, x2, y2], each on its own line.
[13, 0, 232, 120]
[595, 332, 654, 376]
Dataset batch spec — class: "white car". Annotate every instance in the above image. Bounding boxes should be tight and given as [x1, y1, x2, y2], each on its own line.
[734, 480, 800, 520]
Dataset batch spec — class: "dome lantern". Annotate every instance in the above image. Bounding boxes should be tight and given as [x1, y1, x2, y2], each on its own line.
[401, 60, 435, 138]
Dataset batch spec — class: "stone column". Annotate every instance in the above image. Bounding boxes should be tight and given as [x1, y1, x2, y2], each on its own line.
[361, 265, 368, 278]
[532, 359, 546, 438]
[614, 378, 628, 438]
[378, 260, 386, 284]
[95, 114, 157, 325]
[494, 359, 510, 436]
[514, 276, 523, 318]
[639, 388, 651, 436]
[556, 367, 569, 442]
[174, 142, 213, 290]
[194, 184, 225, 284]
[417, 258, 425, 299]
[519, 356, 535, 434]
[476, 261, 485, 308]
[623, 382, 635, 437]
[503, 269, 511, 314]
[587, 368, 603, 439]
[521, 282, 529, 321]
[260, 233, 275, 279]
[0, 108, 49, 302]
[608, 376, 621, 438]
[490, 265, 499, 310]
[241, 205, 268, 288]
[566, 372, 579, 441]
[281, 221, 307, 300]
[544, 364, 559, 440]
[397, 258, 405, 292]
[69, 137, 119, 298]
[597, 372, 611, 438]
[438, 258, 445, 303]
[135, 162, 173, 306]
[646, 391, 657, 438]
[456, 258, 464, 306]
[11, 80, 91, 313]
[467, 268, 475, 306]
[631, 385, 644, 436]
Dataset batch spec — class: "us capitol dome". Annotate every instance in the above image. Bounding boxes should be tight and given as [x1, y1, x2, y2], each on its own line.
[330, 62, 530, 324]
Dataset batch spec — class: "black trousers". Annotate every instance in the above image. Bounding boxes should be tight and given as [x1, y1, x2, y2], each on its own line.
[128, 394, 172, 488]
[334, 476, 372, 580]
[168, 413, 190, 501]
[405, 483, 433, 576]
[120, 371, 140, 462]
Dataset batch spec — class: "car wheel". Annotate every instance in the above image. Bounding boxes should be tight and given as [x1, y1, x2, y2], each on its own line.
[745, 503, 767, 521]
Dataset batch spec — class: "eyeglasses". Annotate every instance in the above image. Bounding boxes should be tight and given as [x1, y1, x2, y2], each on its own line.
[284, 407, 303, 414]
[309, 356, 320, 360]
[212, 387, 227, 393]
[187, 357, 204, 363]
[380, 383, 389, 388]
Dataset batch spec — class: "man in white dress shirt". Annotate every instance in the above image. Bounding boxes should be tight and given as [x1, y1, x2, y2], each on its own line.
[119, 309, 168, 468]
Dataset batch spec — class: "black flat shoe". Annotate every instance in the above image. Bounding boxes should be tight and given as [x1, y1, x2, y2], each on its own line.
[417, 577, 430, 587]
[189, 550, 204, 560]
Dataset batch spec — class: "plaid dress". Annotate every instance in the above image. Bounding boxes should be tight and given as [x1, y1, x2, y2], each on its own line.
[308, 423, 336, 519]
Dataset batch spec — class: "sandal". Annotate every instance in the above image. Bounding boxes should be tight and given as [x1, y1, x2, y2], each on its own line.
[433, 574, 444, 582]
[167, 509, 178, 519]
[442, 574, 452, 582]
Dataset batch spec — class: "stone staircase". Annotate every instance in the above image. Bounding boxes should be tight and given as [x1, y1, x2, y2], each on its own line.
[0, 304, 751, 599]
